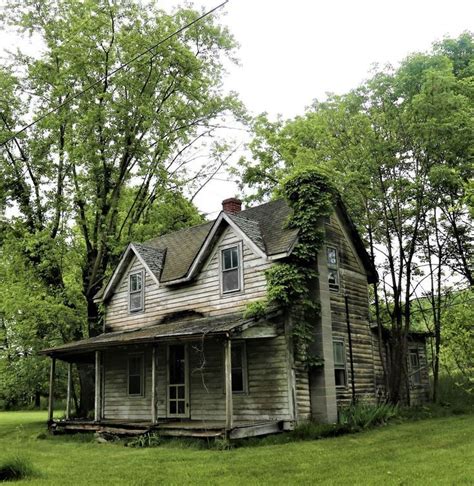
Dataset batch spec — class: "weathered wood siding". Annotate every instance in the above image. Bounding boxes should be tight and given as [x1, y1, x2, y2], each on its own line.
[101, 337, 292, 422]
[371, 333, 430, 404]
[325, 214, 376, 405]
[102, 346, 153, 421]
[106, 226, 271, 332]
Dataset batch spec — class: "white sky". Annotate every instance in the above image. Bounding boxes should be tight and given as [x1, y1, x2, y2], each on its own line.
[1, 0, 473, 215]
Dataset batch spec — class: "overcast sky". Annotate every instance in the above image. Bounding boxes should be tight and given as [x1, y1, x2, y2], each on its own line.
[1, 0, 473, 215]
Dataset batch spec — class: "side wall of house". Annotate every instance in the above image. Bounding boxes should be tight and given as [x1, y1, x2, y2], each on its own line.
[325, 213, 376, 406]
[105, 226, 271, 332]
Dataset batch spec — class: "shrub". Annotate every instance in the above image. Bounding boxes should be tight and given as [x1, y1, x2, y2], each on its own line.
[338, 402, 398, 429]
[126, 432, 162, 448]
[0, 456, 37, 482]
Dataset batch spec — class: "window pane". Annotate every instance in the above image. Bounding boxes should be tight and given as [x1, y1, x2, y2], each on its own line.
[328, 269, 339, 288]
[169, 386, 176, 399]
[335, 369, 346, 387]
[333, 342, 345, 366]
[177, 401, 185, 414]
[130, 292, 142, 311]
[232, 369, 244, 392]
[129, 356, 141, 375]
[327, 248, 337, 266]
[169, 401, 176, 414]
[130, 273, 142, 291]
[223, 247, 239, 270]
[223, 269, 239, 292]
[169, 345, 185, 384]
[223, 248, 233, 270]
[231, 345, 243, 368]
[129, 375, 141, 395]
[177, 386, 185, 399]
[410, 351, 419, 368]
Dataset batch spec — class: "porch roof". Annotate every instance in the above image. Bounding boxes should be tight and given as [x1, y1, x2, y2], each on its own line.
[40, 312, 280, 359]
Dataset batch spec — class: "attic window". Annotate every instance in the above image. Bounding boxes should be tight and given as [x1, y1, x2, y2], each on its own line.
[221, 245, 241, 293]
[129, 271, 144, 313]
[327, 246, 340, 292]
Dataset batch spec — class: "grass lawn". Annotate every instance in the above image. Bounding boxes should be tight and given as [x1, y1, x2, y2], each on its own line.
[0, 411, 473, 485]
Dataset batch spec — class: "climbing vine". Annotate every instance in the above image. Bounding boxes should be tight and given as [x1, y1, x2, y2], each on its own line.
[245, 168, 337, 368]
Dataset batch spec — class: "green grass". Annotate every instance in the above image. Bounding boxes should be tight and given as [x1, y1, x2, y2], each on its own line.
[0, 411, 473, 485]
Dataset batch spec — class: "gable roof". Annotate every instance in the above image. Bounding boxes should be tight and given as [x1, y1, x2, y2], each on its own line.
[144, 199, 299, 285]
[97, 197, 377, 302]
[101, 243, 166, 301]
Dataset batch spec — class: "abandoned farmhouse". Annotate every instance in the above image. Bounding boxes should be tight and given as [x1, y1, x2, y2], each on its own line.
[41, 197, 430, 439]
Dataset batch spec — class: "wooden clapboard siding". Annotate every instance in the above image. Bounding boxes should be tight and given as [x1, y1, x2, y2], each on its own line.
[102, 337, 292, 422]
[102, 347, 153, 421]
[187, 337, 291, 421]
[294, 360, 311, 420]
[106, 226, 271, 332]
[325, 214, 377, 404]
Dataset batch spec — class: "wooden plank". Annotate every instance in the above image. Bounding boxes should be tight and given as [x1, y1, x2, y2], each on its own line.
[66, 362, 72, 420]
[47, 357, 56, 423]
[229, 421, 282, 439]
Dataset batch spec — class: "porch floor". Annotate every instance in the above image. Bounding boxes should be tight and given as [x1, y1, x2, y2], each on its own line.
[49, 418, 286, 439]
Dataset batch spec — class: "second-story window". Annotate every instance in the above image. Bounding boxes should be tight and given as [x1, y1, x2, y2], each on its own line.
[327, 246, 340, 292]
[129, 271, 144, 312]
[221, 246, 241, 293]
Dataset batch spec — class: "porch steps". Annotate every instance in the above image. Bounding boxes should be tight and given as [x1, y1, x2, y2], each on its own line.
[50, 420, 152, 437]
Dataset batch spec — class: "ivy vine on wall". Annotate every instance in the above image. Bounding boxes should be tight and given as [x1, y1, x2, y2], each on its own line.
[244, 168, 337, 368]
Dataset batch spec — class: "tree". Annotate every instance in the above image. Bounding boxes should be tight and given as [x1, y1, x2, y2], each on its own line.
[238, 33, 473, 403]
[0, 0, 242, 412]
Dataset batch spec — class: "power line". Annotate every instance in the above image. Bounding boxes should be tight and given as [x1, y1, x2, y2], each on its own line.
[0, 0, 229, 147]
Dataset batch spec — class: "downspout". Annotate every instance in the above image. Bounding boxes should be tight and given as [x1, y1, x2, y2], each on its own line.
[344, 294, 356, 404]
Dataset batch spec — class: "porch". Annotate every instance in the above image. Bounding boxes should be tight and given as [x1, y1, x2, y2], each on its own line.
[49, 418, 286, 439]
[40, 312, 294, 439]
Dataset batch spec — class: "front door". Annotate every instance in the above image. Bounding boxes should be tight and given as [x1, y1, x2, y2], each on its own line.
[167, 344, 189, 418]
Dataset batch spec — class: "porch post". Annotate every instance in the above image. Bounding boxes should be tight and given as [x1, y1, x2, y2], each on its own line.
[224, 336, 233, 431]
[151, 346, 157, 424]
[66, 362, 72, 420]
[47, 357, 56, 423]
[94, 351, 101, 422]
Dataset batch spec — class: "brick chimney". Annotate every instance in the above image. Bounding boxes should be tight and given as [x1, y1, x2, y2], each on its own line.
[222, 197, 242, 214]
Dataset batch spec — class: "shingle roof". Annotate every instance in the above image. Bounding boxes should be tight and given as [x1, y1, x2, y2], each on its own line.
[40, 313, 263, 357]
[132, 244, 166, 282]
[142, 199, 298, 283]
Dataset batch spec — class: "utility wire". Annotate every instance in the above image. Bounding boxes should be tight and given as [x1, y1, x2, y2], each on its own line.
[0, 0, 229, 147]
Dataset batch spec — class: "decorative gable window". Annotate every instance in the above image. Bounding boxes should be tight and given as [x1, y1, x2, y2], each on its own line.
[129, 270, 144, 313]
[409, 349, 421, 385]
[333, 339, 347, 387]
[128, 354, 144, 396]
[327, 246, 340, 292]
[231, 342, 247, 393]
[221, 245, 241, 293]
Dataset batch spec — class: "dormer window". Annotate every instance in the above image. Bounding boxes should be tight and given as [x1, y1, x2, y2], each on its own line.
[129, 270, 144, 312]
[327, 246, 340, 292]
[221, 245, 241, 293]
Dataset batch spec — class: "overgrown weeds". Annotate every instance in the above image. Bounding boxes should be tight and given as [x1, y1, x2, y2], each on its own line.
[0, 455, 38, 482]
[339, 402, 399, 429]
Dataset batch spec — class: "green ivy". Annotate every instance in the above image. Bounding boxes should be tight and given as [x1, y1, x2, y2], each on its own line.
[245, 168, 337, 368]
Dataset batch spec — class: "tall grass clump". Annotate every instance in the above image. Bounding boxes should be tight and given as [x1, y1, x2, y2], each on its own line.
[339, 402, 398, 429]
[0, 455, 37, 481]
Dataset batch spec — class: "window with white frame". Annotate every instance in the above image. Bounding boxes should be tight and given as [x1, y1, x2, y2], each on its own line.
[333, 340, 347, 387]
[327, 246, 340, 292]
[128, 354, 144, 396]
[221, 245, 241, 293]
[129, 271, 144, 312]
[231, 342, 247, 393]
[409, 349, 422, 385]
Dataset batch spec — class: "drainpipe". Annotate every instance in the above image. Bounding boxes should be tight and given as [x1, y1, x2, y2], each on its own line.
[344, 294, 356, 404]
